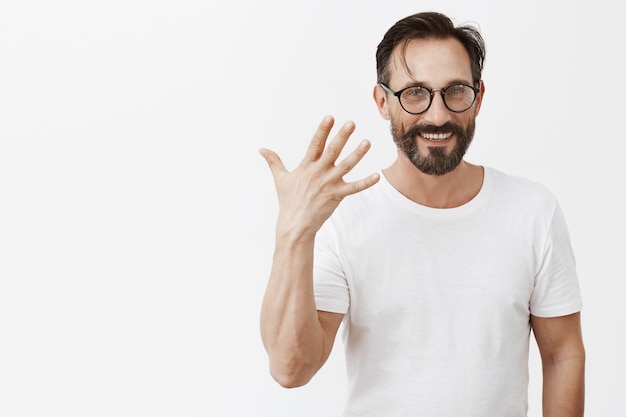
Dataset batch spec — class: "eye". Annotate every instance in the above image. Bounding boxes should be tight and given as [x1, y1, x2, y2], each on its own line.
[446, 85, 466, 96]
[402, 87, 428, 100]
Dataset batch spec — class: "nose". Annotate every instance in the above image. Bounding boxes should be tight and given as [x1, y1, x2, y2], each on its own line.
[423, 90, 452, 126]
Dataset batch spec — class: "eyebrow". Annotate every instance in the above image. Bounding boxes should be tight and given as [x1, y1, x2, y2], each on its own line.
[399, 78, 474, 89]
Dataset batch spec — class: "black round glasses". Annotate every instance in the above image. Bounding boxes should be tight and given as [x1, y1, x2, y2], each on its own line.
[380, 83, 480, 115]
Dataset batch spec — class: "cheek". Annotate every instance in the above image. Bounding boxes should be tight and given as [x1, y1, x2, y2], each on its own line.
[390, 115, 407, 137]
[469, 97, 482, 118]
[390, 110, 419, 132]
[463, 113, 476, 129]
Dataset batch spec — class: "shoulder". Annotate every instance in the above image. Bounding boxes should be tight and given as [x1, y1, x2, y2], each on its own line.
[487, 167, 559, 209]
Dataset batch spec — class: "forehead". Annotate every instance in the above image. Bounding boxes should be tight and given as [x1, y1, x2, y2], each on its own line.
[389, 37, 473, 87]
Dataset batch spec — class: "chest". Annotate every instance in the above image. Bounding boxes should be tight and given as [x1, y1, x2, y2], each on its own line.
[339, 217, 537, 321]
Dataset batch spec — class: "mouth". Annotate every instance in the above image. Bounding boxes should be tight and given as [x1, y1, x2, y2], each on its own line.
[420, 132, 453, 142]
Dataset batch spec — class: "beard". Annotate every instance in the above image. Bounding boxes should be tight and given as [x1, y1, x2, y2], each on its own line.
[391, 118, 476, 176]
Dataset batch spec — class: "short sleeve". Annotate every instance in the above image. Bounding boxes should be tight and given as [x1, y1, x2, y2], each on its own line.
[313, 221, 350, 314]
[530, 202, 583, 317]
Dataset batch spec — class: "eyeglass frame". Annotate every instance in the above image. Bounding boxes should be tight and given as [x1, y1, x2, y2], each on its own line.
[379, 83, 481, 115]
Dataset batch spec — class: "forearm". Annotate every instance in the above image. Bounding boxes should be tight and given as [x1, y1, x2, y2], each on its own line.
[258, 116, 376, 386]
[260, 234, 327, 387]
[542, 352, 585, 417]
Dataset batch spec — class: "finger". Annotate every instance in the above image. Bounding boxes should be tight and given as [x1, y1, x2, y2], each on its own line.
[303, 115, 335, 164]
[341, 172, 381, 197]
[333, 139, 372, 177]
[321, 120, 356, 165]
[259, 148, 287, 179]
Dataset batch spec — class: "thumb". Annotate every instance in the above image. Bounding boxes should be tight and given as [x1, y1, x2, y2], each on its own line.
[258, 148, 287, 179]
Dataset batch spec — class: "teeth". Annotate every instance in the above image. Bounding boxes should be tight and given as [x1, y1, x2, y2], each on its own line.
[422, 132, 452, 141]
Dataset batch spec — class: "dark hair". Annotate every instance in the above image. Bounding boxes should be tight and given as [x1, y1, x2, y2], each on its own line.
[376, 12, 486, 86]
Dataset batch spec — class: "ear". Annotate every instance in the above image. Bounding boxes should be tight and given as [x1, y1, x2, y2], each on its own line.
[473, 80, 486, 117]
[373, 85, 391, 120]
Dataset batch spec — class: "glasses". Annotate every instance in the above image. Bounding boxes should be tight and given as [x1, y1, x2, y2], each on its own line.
[380, 83, 480, 115]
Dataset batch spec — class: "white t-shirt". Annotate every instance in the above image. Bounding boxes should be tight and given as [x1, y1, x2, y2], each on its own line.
[313, 167, 582, 417]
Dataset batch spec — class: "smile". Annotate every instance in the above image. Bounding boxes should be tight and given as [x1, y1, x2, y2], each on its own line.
[421, 132, 453, 142]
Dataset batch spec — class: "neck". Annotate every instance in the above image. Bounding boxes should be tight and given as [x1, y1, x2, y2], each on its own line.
[383, 154, 484, 208]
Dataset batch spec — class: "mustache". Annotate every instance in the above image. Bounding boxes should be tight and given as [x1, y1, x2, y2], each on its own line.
[403, 122, 464, 139]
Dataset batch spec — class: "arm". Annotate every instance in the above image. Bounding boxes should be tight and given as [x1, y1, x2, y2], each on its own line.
[531, 312, 585, 417]
[259, 116, 379, 388]
[260, 233, 344, 388]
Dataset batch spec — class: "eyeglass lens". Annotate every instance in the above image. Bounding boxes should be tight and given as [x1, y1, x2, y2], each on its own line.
[400, 85, 476, 113]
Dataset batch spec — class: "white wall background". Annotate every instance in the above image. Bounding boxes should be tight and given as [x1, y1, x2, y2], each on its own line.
[0, 0, 623, 416]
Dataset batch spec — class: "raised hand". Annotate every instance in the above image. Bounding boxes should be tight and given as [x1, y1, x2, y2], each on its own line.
[259, 115, 380, 239]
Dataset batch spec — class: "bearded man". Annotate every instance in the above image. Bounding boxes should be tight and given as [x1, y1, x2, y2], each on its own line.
[259, 11, 585, 417]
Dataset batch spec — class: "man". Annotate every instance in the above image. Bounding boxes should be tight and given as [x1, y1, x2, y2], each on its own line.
[259, 11, 585, 417]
